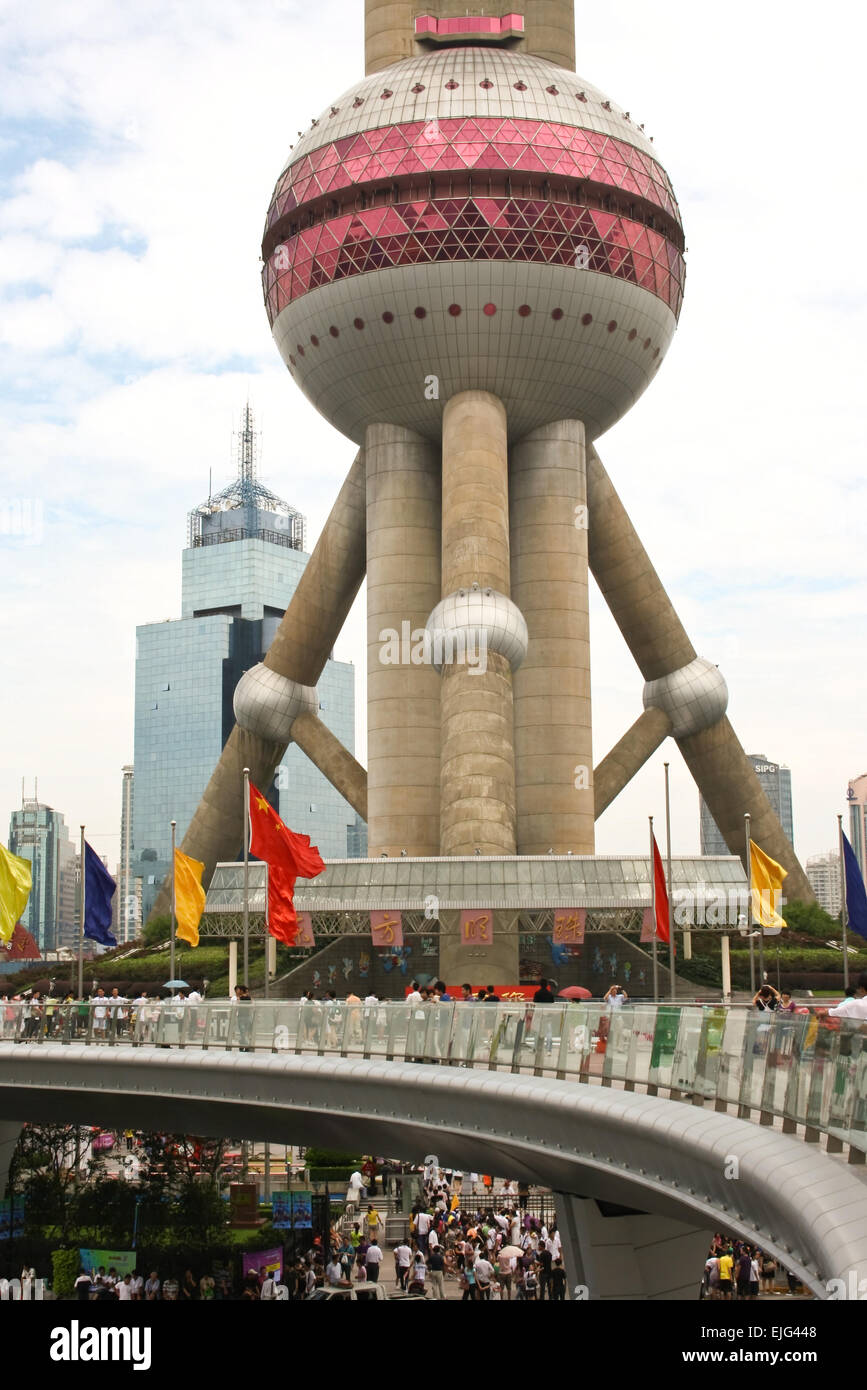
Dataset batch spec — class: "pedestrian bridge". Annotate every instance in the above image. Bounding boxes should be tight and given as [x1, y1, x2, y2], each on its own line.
[0, 1000, 865, 1299]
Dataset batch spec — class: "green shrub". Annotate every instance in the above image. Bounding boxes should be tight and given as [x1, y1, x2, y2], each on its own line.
[303, 1148, 361, 1168]
[51, 1248, 80, 1297]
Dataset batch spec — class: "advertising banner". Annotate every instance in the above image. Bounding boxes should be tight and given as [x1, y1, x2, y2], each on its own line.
[291, 1191, 313, 1229]
[79, 1248, 137, 1278]
[271, 1192, 292, 1229]
[242, 1247, 282, 1282]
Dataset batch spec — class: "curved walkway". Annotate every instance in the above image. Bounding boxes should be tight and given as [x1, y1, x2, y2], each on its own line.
[0, 1042, 865, 1298]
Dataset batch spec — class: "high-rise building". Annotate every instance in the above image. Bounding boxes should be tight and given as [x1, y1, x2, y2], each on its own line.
[8, 788, 78, 953]
[133, 407, 361, 920]
[113, 765, 140, 943]
[701, 755, 794, 857]
[848, 774, 867, 884]
[806, 852, 842, 918]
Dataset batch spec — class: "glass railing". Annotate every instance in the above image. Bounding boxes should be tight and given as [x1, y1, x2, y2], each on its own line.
[2, 999, 864, 1154]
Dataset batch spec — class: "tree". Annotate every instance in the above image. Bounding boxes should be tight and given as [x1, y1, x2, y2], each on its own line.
[142, 914, 171, 947]
[9, 1123, 93, 1241]
[135, 1133, 229, 1240]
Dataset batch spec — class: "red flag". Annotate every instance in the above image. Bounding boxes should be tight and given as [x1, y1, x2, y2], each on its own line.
[651, 833, 671, 944]
[248, 782, 325, 946]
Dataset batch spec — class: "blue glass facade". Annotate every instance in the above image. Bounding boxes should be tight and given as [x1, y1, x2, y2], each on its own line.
[134, 533, 360, 920]
[700, 754, 794, 857]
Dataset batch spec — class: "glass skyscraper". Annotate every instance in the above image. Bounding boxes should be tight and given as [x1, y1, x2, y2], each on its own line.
[7, 796, 78, 953]
[848, 774, 867, 884]
[700, 754, 794, 857]
[133, 408, 361, 919]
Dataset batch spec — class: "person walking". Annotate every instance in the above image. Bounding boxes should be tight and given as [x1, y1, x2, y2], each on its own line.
[393, 1240, 412, 1290]
[427, 1245, 446, 1300]
[365, 1239, 383, 1283]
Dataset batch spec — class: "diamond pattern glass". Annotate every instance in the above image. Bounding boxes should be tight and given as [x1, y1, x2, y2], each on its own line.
[265, 119, 681, 228]
[263, 196, 685, 321]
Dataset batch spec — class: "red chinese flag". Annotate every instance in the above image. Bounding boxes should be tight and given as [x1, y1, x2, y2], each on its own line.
[248, 782, 325, 946]
[652, 833, 671, 944]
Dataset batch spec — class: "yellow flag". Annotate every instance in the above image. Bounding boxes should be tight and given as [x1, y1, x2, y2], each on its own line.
[749, 839, 787, 929]
[174, 849, 206, 948]
[0, 844, 32, 945]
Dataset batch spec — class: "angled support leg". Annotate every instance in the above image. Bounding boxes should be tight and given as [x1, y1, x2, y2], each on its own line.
[586, 446, 813, 901]
[290, 710, 368, 821]
[594, 707, 672, 819]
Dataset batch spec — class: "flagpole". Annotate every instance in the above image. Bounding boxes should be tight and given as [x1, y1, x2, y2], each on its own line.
[838, 813, 850, 992]
[663, 762, 675, 1000]
[745, 812, 764, 984]
[78, 826, 85, 1000]
[243, 767, 250, 989]
[649, 816, 659, 1003]
[170, 821, 177, 988]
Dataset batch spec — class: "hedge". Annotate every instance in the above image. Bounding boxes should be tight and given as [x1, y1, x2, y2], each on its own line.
[51, 1248, 80, 1297]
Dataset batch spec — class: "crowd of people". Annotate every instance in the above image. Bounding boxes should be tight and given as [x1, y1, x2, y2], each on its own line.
[702, 1235, 800, 1300]
[0, 986, 207, 1040]
[72, 1265, 229, 1301]
[296, 1169, 569, 1300]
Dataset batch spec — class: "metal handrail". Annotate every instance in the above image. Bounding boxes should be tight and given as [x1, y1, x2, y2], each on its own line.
[2, 1000, 864, 1159]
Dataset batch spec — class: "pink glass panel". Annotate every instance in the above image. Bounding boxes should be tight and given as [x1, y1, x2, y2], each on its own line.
[265, 195, 684, 327]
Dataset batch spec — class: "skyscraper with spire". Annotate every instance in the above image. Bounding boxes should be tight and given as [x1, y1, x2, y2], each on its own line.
[133, 407, 358, 921]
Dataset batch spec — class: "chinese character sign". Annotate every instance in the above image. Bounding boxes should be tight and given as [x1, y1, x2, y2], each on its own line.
[459, 910, 492, 946]
[553, 909, 586, 944]
[295, 913, 315, 948]
[371, 911, 403, 947]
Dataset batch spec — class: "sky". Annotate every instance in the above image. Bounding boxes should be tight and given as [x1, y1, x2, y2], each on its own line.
[0, 0, 864, 873]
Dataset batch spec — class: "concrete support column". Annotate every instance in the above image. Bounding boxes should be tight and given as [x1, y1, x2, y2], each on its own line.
[510, 420, 594, 854]
[439, 391, 516, 857]
[554, 1194, 712, 1299]
[366, 423, 441, 857]
[438, 909, 519, 988]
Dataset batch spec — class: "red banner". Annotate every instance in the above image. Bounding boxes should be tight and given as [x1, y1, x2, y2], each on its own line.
[371, 910, 403, 948]
[640, 906, 655, 942]
[553, 908, 586, 944]
[294, 912, 315, 948]
[459, 909, 493, 947]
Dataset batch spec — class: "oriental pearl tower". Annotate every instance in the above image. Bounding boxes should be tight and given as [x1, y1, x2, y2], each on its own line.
[157, 0, 813, 971]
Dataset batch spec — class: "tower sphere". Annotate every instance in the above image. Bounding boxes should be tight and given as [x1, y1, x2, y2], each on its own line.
[262, 47, 685, 444]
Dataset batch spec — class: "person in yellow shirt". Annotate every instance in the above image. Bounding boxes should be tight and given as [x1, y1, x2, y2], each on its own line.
[717, 1249, 734, 1300]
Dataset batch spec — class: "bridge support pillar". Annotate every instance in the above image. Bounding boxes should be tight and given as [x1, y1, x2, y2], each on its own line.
[554, 1194, 712, 1300]
[0, 1121, 22, 1197]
